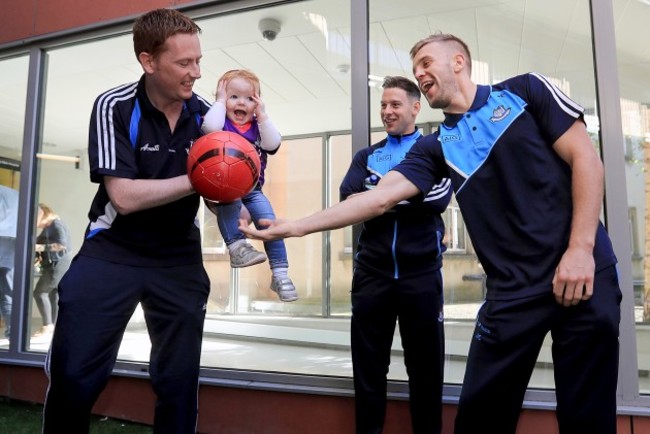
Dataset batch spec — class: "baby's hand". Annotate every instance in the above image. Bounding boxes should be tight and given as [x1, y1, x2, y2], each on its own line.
[215, 80, 228, 104]
[253, 93, 268, 123]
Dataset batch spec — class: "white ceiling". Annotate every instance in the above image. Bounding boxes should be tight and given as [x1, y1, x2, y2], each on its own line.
[0, 0, 648, 160]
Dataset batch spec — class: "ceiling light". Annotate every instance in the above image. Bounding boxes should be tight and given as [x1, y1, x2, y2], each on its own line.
[36, 153, 81, 169]
[336, 63, 350, 74]
[368, 75, 384, 88]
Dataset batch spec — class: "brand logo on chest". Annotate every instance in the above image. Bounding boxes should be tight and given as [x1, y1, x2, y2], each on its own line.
[440, 134, 460, 144]
[376, 154, 391, 162]
[489, 105, 511, 122]
[140, 143, 160, 152]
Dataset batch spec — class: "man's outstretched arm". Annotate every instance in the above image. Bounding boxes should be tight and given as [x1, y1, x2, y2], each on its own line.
[239, 170, 420, 241]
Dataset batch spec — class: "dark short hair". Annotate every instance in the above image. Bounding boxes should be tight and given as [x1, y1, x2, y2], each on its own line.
[409, 32, 472, 74]
[382, 76, 421, 101]
[133, 8, 201, 60]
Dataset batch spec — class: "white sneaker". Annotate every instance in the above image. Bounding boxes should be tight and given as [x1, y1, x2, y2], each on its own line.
[31, 325, 55, 344]
[33, 324, 55, 338]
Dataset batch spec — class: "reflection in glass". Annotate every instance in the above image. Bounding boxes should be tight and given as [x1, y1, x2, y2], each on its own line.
[612, 0, 650, 394]
[0, 185, 18, 347]
[328, 134, 353, 317]
[0, 55, 28, 350]
[197, 0, 351, 375]
[28, 36, 135, 352]
[31, 203, 73, 343]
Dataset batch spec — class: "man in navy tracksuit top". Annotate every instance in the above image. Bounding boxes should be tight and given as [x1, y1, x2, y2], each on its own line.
[401, 35, 620, 434]
[340, 76, 451, 434]
[43, 9, 211, 434]
[240, 34, 621, 434]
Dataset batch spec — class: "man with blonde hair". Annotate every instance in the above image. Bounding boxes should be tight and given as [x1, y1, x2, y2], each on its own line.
[241, 32, 621, 434]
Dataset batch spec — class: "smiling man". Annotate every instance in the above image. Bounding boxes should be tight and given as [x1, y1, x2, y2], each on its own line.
[42, 9, 211, 434]
[409, 34, 620, 434]
[339, 76, 451, 434]
[240, 33, 621, 434]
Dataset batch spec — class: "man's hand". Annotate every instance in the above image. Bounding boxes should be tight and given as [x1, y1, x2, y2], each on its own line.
[552, 246, 595, 306]
[238, 218, 298, 241]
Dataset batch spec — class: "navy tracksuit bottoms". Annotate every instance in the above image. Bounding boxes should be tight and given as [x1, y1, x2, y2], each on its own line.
[455, 264, 621, 434]
[43, 255, 210, 434]
[351, 266, 445, 434]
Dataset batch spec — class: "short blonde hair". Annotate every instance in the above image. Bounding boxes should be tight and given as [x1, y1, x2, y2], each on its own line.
[219, 69, 261, 95]
[410, 33, 472, 75]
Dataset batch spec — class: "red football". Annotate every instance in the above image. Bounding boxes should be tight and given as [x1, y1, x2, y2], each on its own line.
[187, 131, 261, 203]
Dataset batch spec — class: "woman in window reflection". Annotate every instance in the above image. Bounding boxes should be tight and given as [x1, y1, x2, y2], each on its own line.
[32, 203, 72, 339]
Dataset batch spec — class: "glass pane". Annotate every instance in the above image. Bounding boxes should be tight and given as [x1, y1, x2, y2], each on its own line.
[201, 135, 334, 374]
[231, 137, 325, 315]
[328, 134, 353, 317]
[194, 0, 352, 374]
[0, 55, 27, 349]
[26, 1, 354, 377]
[614, 0, 650, 393]
[327, 130, 401, 317]
[26, 34, 135, 352]
[369, 0, 597, 388]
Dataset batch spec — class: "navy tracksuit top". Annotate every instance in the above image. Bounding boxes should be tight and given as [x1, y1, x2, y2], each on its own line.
[340, 130, 452, 279]
[394, 73, 617, 299]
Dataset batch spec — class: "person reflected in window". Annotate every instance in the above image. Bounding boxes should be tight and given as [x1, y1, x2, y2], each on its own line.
[240, 33, 622, 434]
[0, 185, 18, 343]
[32, 203, 72, 340]
[201, 69, 298, 302]
[339, 76, 451, 434]
[42, 8, 211, 434]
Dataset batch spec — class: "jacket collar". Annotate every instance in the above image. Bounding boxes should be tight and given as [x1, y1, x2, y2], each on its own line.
[442, 84, 491, 128]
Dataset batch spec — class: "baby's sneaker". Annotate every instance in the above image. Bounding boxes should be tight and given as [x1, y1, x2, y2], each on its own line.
[229, 243, 267, 268]
[270, 276, 298, 302]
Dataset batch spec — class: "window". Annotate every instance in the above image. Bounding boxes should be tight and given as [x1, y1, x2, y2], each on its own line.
[369, 0, 599, 390]
[0, 54, 28, 350]
[614, 0, 650, 393]
[26, 1, 356, 376]
[444, 205, 466, 253]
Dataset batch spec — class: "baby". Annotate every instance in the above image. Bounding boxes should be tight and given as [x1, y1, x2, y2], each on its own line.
[202, 69, 297, 302]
